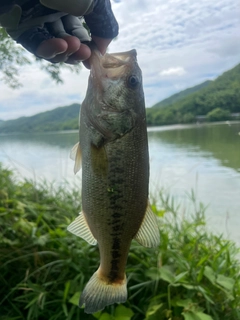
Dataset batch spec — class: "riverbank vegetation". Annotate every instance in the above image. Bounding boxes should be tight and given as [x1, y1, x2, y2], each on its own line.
[0, 165, 240, 320]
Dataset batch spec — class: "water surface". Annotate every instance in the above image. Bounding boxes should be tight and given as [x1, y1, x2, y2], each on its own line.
[0, 122, 239, 243]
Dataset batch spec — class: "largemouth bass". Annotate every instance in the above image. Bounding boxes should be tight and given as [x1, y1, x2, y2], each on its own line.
[68, 49, 160, 314]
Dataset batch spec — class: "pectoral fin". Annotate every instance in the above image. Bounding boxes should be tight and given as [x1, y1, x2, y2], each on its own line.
[70, 142, 82, 174]
[67, 212, 97, 245]
[134, 202, 160, 248]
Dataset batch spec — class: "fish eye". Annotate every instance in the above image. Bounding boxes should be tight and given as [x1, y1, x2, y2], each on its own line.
[127, 75, 139, 88]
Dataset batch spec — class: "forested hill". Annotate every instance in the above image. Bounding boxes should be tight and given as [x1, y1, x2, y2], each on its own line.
[0, 64, 239, 133]
[0, 103, 80, 133]
[147, 63, 240, 125]
[151, 80, 212, 109]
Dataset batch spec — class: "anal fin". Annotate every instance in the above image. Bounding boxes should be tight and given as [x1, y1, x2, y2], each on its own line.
[134, 202, 160, 248]
[67, 212, 97, 245]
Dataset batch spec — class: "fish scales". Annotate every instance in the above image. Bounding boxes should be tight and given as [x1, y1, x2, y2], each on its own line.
[68, 49, 160, 314]
[82, 128, 149, 281]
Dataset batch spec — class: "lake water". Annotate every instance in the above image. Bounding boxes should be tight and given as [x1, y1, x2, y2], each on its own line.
[0, 122, 240, 244]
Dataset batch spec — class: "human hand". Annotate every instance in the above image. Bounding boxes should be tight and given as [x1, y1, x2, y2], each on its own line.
[0, 0, 118, 65]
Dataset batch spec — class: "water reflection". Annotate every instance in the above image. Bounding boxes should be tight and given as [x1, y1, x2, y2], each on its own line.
[148, 123, 240, 172]
[0, 123, 240, 244]
[0, 131, 79, 149]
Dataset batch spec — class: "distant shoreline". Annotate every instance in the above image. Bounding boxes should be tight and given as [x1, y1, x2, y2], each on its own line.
[1, 120, 240, 136]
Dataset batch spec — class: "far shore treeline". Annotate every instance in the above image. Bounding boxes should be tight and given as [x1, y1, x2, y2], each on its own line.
[0, 63, 239, 133]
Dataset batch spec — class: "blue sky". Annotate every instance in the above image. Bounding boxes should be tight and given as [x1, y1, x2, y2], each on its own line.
[0, 0, 240, 120]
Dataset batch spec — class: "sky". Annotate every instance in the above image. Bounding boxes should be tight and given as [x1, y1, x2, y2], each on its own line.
[0, 0, 240, 120]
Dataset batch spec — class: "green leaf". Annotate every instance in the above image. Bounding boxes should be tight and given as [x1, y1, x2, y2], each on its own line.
[114, 305, 134, 320]
[196, 256, 209, 267]
[194, 312, 213, 320]
[145, 303, 164, 320]
[175, 298, 193, 307]
[63, 280, 70, 302]
[180, 284, 196, 290]
[174, 271, 188, 283]
[155, 209, 166, 217]
[203, 266, 216, 285]
[183, 311, 213, 320]
[93, 311, 103, 319]
[69, 292, 81, 306]
[159, 266, 175, 284]
[197, 266, 205, 283]
[216, 274, 235, 291]
[62, 302, 68, 317]
[145, 267, 160, 280]
[99, 313, 113, 320]
[197, 286, 214, 304]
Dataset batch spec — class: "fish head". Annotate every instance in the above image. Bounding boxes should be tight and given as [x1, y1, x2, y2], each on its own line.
[89, 49, 145, 116]
[82, 49, 146, 145]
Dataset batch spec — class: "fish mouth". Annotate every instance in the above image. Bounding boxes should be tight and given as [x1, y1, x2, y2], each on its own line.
[102, 49, 137, 69]
[89, 49, 137, 80]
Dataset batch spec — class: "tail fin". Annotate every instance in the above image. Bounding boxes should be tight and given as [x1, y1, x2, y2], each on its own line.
[79, 270, 127, 314]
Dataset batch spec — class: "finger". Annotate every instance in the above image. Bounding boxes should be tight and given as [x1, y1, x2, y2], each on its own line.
[61, 16, 91, 42]
[65, 43, 91, 64]
[40, 0, 93, 16]
[82, 59, 91, 70]
[46, 18, 71, 39]
[44, 19, 81, 62]
[92, 35, 112, 55]
[36, 38, 68, 59]
[46, 17, 91, 63]
[49, 36, 81, 63]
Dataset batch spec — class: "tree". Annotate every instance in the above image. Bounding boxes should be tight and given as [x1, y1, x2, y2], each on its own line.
[206, 108, 231, 122]
[0, 27, 82, 88]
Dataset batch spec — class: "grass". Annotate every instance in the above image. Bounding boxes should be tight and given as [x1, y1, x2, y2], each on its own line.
[0, 164, 239, 320]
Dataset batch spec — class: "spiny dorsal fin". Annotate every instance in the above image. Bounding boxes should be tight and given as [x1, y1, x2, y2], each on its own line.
[67, 212, 97, 245]
[134, 202, 160, 248]
[70, 142, 82, 174]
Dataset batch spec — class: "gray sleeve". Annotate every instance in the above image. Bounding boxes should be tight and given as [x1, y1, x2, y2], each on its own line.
[84, 0, 119, 39]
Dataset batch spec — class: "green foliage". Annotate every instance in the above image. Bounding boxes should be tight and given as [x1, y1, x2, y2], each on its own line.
[206, 108, 231, 122]
[0, 103, 80, 133]
[152, 81, 212, 109]
[147, 63, 240, 126]
[0, 28, 30, 88]
[0, 27, 82, 88]
[0, 165, 239, 319]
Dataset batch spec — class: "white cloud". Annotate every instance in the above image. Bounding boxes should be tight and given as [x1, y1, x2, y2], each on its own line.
[0, 59, 89, 120]
[160, 67, 186, 76]
[0, 0, 239, 119]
